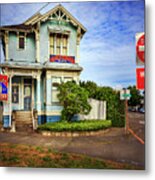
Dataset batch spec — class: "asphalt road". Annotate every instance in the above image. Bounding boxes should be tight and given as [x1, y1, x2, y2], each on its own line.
[128, 112, 145, 141]
[0, 112, 145, 168]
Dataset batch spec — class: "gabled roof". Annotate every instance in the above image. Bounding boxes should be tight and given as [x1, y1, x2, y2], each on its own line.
[0, 4, 86, 35]
[24, 4, 87, 34]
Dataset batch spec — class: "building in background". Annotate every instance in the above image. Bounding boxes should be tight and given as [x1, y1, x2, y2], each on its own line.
[0, 4, 86, 131]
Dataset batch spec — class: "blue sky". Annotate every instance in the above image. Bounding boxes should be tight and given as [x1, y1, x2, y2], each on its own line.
[0, 0, 145, 88]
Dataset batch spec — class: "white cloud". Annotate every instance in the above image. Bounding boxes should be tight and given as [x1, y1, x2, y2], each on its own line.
[0, 1, 144, 87]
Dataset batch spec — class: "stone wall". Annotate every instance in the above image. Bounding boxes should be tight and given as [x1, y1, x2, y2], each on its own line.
[79, 99, 106, 120]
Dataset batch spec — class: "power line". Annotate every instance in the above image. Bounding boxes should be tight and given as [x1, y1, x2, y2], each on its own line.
[35, 2, 51, 14]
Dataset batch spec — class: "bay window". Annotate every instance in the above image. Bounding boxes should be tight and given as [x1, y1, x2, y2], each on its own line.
[52, 77, 61, 103]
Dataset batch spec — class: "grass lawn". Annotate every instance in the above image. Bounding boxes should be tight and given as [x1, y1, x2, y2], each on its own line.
[38, 120, 112, 132]
[0, 143, 142, 169]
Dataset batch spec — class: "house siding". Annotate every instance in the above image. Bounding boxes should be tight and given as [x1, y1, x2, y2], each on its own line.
[8, 32, 36, 62]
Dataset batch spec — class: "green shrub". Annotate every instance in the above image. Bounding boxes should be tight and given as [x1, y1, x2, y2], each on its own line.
[80, 81, 125, 127]
[38, 120, 111, 132]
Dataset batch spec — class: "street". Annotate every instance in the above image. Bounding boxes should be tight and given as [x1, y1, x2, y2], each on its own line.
[0, 112, 145, 169]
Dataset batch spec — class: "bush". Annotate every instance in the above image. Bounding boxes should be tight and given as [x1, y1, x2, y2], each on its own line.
[80, 81, 125, 127]
[38, 120, 112, 132]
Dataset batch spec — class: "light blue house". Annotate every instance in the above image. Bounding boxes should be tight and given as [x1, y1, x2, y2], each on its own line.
[0, 4, 86, 131]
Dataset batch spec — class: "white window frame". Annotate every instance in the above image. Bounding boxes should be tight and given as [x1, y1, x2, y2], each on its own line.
[51, 77, 61, 103]
[63, 77, 73, 83]
[17, 33, 26, 50]
[49, 33, 69, 56]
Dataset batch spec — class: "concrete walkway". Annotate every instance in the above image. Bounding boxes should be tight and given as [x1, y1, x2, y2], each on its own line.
[0, 127, 145, 168]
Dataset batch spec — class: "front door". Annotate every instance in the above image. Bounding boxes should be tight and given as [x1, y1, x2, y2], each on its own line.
[24, 79, 32, 110]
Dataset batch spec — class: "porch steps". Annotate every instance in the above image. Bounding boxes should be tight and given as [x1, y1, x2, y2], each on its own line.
[15, 111, 33, 132]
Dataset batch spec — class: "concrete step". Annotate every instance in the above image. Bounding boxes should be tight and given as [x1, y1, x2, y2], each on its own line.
[15, 111, 31, 114]
[15, 115, 31, 117]
[16, 124, 33, 127]
[16, 121, 32, 126]
[16, 118, 32, 121]
[14, 111, 33, 132]
[16, 114, 31, 116]
[16, 119, 32, 122]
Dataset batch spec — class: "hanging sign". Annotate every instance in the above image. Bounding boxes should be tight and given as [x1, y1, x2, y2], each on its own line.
[0, 74, 8, 101]
[136, 32, 145, 65]
[136, 68, 144, 90]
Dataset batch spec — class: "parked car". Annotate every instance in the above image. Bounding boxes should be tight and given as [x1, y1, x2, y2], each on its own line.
[139, 108, 145, 113]
[128, 107, 137, 112]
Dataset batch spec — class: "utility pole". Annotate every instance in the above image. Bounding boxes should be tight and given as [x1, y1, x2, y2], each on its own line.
[125, 98, 129, 134]
[120, 88, 131, 134]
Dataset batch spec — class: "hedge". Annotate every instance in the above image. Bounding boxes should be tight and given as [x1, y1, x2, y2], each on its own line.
[38, 120, 112, 132]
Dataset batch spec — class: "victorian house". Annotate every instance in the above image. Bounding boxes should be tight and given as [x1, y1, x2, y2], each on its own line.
[0, 4, 86, 131]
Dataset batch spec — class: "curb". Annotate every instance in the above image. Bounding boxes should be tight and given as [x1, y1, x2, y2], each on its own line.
[38, 129, 110, 137]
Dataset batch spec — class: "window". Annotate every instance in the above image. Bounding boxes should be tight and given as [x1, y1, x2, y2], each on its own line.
[12, 85, 19, 104]
[64, 77, 73, 83]
[52, 77, 61, 103]
[18, 35, 25, 49]
[56, 34, 61, 55]
[50, 33, 68, 55]
[62, 35, 68, 55]
[50, 34, 54, 54]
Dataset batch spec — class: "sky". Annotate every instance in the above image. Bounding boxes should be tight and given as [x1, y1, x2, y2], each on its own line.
[0, 0, 145, 88]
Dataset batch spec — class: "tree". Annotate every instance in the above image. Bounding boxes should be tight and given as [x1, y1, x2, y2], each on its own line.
[127, 86, 142, 107]
[79, 81, 98, 98]
[57, 81, 91, 122]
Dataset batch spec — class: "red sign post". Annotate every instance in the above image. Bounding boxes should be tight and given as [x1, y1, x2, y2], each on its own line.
[0, 74, 8, 101]
[136, 68, 144, 90]
[136, 33, 145, 65]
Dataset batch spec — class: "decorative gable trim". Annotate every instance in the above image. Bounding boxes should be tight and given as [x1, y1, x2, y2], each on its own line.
[24, 4, 87, 35]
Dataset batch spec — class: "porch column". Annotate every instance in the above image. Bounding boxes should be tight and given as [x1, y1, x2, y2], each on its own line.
[35, 22, 40, 63]
[9, 74, 12, 127]
[32, 78, 35, 109]
[4, 31, 9, 61]
[36, 74, 41, 112]
[76, 27, 81, 64]
[46, 73, 52, 110]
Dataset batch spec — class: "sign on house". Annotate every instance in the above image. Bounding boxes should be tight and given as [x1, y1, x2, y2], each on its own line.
[50, 55, 75, 64]
[136, 68, 144, 90]
[0, 74, 8, 101]
[136, 32, 145, 65]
